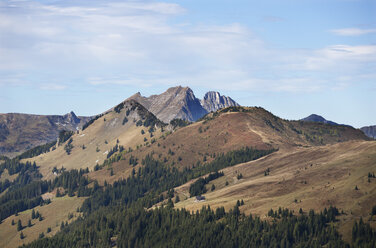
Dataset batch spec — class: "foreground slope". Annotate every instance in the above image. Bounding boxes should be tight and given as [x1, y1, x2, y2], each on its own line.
[174, 140, 376, 239]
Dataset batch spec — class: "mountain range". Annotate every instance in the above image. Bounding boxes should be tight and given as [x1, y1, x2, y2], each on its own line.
[0, 86, 375, 247]
[1, 88, 374, 158]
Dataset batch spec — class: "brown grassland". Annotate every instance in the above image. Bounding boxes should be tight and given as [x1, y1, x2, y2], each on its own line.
[0, 195, 86, 248]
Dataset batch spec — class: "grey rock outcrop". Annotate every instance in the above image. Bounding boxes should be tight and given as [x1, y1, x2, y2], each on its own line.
[201, 91, 239, 113]
[128, 86, 239, 123]
[360, 125, 376, 139]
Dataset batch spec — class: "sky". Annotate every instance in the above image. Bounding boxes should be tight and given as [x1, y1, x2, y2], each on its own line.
[0, 0, 375, 128]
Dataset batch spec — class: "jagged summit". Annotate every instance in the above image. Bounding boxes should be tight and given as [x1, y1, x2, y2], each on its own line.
[128, 86, 239, 122]
[64, 111, 80, 124]
[201, 91, 239, 113]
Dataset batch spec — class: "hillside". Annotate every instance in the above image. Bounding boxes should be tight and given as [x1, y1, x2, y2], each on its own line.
[4, 105, 373, 247]
[128, 86, 238, 122]
[173, 140, 376, 242]
[87, 106, 368, 184]
[0, 112, 91, 158]
[300, 114, 338, 125]
[26, 100, 165, 180]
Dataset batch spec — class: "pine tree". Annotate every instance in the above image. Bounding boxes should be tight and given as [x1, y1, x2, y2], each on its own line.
[211, 184, 215, 191]
[17, 220, 22, 231]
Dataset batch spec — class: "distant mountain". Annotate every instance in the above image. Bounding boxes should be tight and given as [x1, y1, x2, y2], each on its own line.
[360, 125, 376, 139]
[0, 111, 91, 157]
[128, 86, 239, 123]
[300, 114, 339, 126]
[200, 91, 239, 113]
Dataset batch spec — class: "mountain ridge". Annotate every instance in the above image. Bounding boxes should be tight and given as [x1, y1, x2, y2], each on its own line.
[0, 111, 91, 157]
[300, 114, 339, 125]
[128, 86, 239, 123]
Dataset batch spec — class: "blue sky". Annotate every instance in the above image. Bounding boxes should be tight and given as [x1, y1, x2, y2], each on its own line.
[0, 0, 375, 128]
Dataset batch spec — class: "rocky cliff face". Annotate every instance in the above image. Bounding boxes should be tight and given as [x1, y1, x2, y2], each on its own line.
[201, 91, 239, 113]
[128, 86, 239, 123]
[0, 112, 91, 157]
[360, 125, 376, 139]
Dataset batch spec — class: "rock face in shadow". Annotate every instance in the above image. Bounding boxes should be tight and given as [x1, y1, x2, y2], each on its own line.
[0, 112, 91, 157]
[360, 125, 376, 139]
[128, 86, 239, 123]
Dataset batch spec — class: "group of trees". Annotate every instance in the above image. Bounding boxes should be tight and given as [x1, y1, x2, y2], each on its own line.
[64, 138, 74, 155]
[24, 203, 348, 248]
[58, 130, 74, 144]
[16, 141, 57, 160]
[82, 114, 103, 131]
[0, 168, 93, 221]
[107, 144, 124, 159]
[189, 171, 224, 197]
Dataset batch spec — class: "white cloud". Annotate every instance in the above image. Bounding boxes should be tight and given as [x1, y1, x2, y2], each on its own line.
[303, 45, 376, 70]
[330, 28, 376, 36]
[0, 0, 375, 95]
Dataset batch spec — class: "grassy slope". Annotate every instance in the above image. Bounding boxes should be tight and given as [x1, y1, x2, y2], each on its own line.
[0, 169, 18, 183]
[101, 107, 367, 176]
[174, 140, 376, 242]
[0, 195, 86, 248]
[25, 102, 164, 180]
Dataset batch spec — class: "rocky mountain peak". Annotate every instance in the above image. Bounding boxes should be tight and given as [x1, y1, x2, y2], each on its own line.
[64, 111, 80, 124]
[127, 86, 239, 123]
[201, 91, 239, 113]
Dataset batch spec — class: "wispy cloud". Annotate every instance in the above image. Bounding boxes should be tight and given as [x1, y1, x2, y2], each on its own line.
[330, 28, 376, 36]
[40, 84, 67, 91]
[263, 16, 285, 23]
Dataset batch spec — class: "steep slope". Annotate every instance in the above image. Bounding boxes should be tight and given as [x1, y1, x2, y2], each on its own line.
[300, 114, 338, 125]
[26, 100, 165, 180]
[361, 125, 376, 139]
[200, 91, 239, 112]
[128, 86, 239, 122]
[0, 112, 91, 157]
